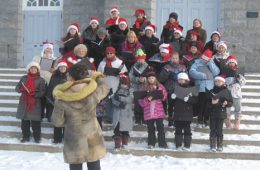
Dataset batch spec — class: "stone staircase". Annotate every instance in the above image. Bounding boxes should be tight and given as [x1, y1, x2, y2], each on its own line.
[0, 68, 260, 160]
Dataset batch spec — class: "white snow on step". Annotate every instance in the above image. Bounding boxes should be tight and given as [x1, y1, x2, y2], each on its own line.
[0, 107, 17, 112]
[242, 85, 260, 89]
[0, 79, 19, 82]
[0, 100, 18, 104]
[0, 74, 24, 76]
[246, 80, 260, 83]
[242, 98, 260, 103]
[242, 92, 260, 96]
[0, 86, 15, 89]
[0, 126, 52, 133]
[0, 68, 25, 71]
[0, 92, 20, 96]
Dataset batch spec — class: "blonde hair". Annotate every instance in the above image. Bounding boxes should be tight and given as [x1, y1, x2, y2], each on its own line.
[127, 31, 138, 43]
[74, 44, 88, 55]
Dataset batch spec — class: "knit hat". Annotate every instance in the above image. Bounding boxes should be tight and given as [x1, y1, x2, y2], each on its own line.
[146, 67, 156, 77]
[177, 72, 190, 81]
[67, 23, 79, 33]
[174, 26, 183, 36]
[110, 6, 119, 14]
[26, 61, 40, 72]
[145, 24, 156, 33]
[68, 63, 89, 81]
[190, 41, 198, 48]
[214, 75, 226, 83]
[211, 31, 221, 39]
[89, 17, 99, 25]
[226, 55, 238, 65]
[97, 27, 108, 36]
[135, 9, 145, 16]
[41, 42, 54, 58]
[106, 46, 116, 54]
[56, 62, 68, 69]
[169, 12, 178, 20]
[135, 49, 146, 60]
[217, 41, 227, 51]
[119, 73, 130, 86]
[118, 18, 127, 27]
[200, 49, 213, 61]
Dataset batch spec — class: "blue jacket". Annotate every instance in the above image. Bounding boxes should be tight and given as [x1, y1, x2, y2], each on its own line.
[189, 59, 220, 92]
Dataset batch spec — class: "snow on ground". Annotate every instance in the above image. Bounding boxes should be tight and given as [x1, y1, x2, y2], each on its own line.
[0, 150, 259, 170]
[0, 86, 15, 89]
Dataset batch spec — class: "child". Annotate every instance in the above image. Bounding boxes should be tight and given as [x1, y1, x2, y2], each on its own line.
[208, 76, 233, 152]
[15, 62, 46, 143]
[139, 70, 168, 149]
[112, 74, 134, 149]
[46, 62, 68, 143]
[82, 17, 100, 47]
[224, 55, 246, 130]
[170, 72, 198, 150]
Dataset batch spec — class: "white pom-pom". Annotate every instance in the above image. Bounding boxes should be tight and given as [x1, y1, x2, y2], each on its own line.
[89, 58, 94, 63]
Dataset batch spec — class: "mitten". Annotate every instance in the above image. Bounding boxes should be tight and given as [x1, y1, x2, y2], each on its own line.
[171, 93, 176, 99]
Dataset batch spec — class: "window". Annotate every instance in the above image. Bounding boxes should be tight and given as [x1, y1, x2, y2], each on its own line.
[23, 0, 62, 10]
[27, 0, 37, 6]
[50, 0, 60, 6]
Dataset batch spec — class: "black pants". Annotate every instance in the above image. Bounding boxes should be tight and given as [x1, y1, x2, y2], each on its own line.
[114, 122, 129, 137]
[174, 121, 192, 136]
[167, 95, 175, 117]
[45, 100, 53, 121]
[53, 126, 64, 142]
[69, 160, 100, 170]
[21, 119, 41, 140]
[134, 98, 144, 123]
[146, 118, 167, 147]
[210, 117, 224, 138]
[41, 97, 46, 119]
[197, 92, 209, 124]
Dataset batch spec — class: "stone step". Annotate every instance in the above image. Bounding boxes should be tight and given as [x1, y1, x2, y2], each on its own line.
[0, 81, 18, 86]
[0, 103, 18, 108]
[0, 69, 26, 74]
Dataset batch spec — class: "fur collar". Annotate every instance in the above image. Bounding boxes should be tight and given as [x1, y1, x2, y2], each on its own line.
[53, 72, 104, 101]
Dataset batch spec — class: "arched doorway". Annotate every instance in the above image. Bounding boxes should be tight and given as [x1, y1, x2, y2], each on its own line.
[22, 0, 63, 66]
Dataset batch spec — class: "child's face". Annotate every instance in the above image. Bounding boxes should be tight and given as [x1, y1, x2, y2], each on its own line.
[174, 32, 181, 39]
[169, 17, 176, 23]
[148, 76, 156, 84]
[29, 66, 38, 74]
[59, 66, 67, 73]
[160, 52, 167, 57]
[120, 84, 128, 89]
[90, 22, 98, 29]
[69, 28, 77, 36]
[177, 79, 186, 85]
[228, 62, 236, 68]
[190, 46, 198, 54]
[119, 23, 127, 30]
[215, 80, 224, 87]
[137, 59, 145, 64]
[127, 34, 135, 43]
[145, 30, 153, 37]
[212, 34, 220, 42]
[170, 54, 179, 64]
[217, 45, 226, 54]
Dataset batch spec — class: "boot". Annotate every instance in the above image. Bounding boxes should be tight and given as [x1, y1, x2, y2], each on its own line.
[175, 135, 183, 150]
[234, 118, 240, 130]
[224, 118, 234, 129]
[20, 137, 30, 143]
[114, 136, 122, 149]
[168, 116, 174, 127]
[210, 136, 217, 152]
[184, 135, 192, 150]
[217, 136, 223, 152]
[122, 135, 129, 146]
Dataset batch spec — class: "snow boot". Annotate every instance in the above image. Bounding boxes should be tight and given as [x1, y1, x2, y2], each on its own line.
[217, 136, 223, 152]
[175, 134, 183, 149]
[224, 118, 234, 129]
[234, 118, 240, 130]
[122, 135, 129, 147]
[114, 136, 122, 149]
[184, 135, 192, 149]
[210, 136, 217, 152]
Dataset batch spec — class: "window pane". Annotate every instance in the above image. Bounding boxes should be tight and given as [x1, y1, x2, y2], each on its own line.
[56, 1, 60, 6]
[39, 0, 43, 6]
[44, 0, 48, 6]
[50, 1, 54, 6]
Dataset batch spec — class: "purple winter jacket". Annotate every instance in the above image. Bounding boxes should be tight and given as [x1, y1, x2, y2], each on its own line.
[138, 84, 168, 121]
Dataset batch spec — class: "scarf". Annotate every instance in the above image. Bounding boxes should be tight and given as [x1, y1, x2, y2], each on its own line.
[135, 18, 144, 29]
[126, 42, 136, 53]
[19, 73, 39, 112]
[105, 56, 116, 68]
[165, 21, 179, 31]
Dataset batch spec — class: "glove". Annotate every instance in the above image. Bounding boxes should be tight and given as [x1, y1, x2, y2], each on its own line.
[184, 96, 189, 102]
[171, 93, 176, 99]
[119, 102, 126, 109]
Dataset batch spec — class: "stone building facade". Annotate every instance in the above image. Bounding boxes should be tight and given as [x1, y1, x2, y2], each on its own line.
[0, 0, 259, 72]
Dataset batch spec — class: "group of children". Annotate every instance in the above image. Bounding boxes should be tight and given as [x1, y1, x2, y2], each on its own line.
[15, 7, 246, 153]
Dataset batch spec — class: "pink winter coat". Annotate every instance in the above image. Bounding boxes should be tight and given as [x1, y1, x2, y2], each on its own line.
[138, 84, 168, 121]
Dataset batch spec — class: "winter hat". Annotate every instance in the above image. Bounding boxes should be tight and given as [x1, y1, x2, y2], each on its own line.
[97, 27, 108, 36]
[110, 6, 120, 14]
[118, 18, 127, 27]
[89, 17, 99, 25]
[211, 31, 221, 39]
[56, 62, 68, 69]
[145, 24, 156, 33]
[67, 23, 80, 33]
[146, 67, 156, 77]
[159, 43, 170, 54]
[68, 63, 89, 81]
[135, 49, 146, 60]
[135, 9, 145, 16]
[106, 46, 116, 54]
[226, 55, 238, 65]
[169, 12, 178, 20]
[119, 73, 130, 86]
[174, 26, 183, 36]
[26, 61, 40, 72]
[190, 41, 198, 48]
[177, 72, 190, 81]
[217, 41, 227, 51]
[200, 49, 213, 61]
[41, 42, 54, 58]
[214, 75, 226, 83]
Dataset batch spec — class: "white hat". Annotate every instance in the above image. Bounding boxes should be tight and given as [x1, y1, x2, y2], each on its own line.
[26, 62, 40, 72]
[214, 76, 225, 83]
[160, 48, 169, 54]
[211, 31, 221, 38]
[177, 72, 190, 81]
[41, 42, 54, 58]
[110, 6, 119, 14]
[56, 62, 68, 69]
[217, 41, 227, 50]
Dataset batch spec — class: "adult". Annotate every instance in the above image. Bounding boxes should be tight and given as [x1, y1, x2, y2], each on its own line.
[132, 9, 151, 38]
[52, 63, 110, 170]
[185, 19, 207, 45]
[203, 31, 221, 55]
[105, 6, 124, 34]
[82, 17, 100, 48]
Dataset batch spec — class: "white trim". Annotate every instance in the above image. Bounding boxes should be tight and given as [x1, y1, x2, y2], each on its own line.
[23, 0, 63, 11]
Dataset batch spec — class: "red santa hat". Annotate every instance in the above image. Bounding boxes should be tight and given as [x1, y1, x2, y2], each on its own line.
[56, 61, 68, 69]
[118, 18, 127, 27]
[67, 23, 79, 33]
[159, 43, 170, 54]
[110, 6, 120, 14]
[200, 49, 213, 61]
[89, 17, 99, 25]
[119, 73, 130, 86]
[226, 55, 238, 65]
[174, 26, 183, 36]
[214, 75, 226, 83]
[135, 9, 145, 16]
[41, 42, 54, 58]
[145, 24, 156, 33]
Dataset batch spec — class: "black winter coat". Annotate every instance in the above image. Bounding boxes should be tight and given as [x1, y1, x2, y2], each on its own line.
[110, 29, 128, 51]
[139, 35, 159, 60]
[169, 37, 185, 58]
[173, 84, 198, 122]
[208, 86, 233, 119]
[203, 40, 218, 55]
[82, 26, 99, 47]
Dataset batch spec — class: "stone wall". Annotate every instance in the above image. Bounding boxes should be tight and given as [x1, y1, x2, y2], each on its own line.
[221, 0, 260, 73]
[0, 0, 22, 68]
